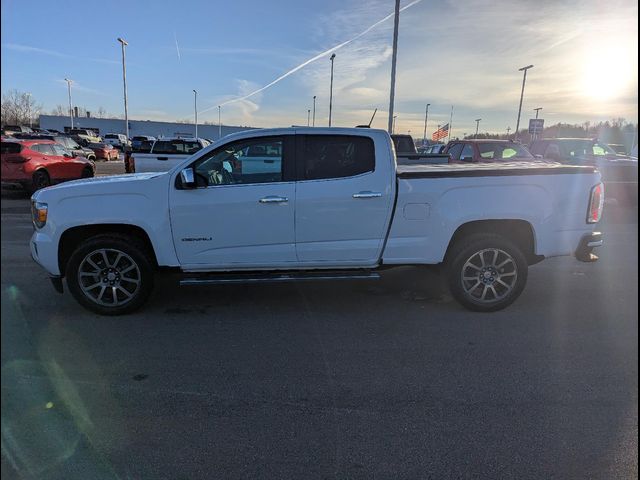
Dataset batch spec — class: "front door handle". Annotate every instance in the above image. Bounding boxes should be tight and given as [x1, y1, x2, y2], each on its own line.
[259, 196, 288, 204]
[353, 191, 382, 199]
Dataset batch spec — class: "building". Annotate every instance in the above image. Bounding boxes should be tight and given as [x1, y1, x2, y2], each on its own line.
[38, 115, 256, 140]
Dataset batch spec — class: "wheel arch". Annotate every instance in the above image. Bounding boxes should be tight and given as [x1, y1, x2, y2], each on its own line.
[445, 219, 542, 265]
[58, 224, 158, 276]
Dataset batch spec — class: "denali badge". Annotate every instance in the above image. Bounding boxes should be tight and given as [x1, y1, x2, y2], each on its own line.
[181, 237, 213, 242]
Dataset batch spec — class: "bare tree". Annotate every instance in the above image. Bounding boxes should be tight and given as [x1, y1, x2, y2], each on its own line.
[1, 89, 42, 126]
[51, 104, 67, 116]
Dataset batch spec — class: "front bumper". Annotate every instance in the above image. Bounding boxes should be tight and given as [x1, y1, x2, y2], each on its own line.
[575, 231, 603, 262]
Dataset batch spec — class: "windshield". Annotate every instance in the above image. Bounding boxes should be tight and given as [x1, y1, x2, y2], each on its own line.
[477, 142, 534, 159]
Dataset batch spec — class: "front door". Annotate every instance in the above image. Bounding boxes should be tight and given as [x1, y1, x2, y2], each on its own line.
[169, 135, 297, 269]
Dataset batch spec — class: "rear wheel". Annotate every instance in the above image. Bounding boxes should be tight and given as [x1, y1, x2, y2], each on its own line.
[447, 233, 528, 312]
[66, 234, 154, 315]
[30, 169, 51, 193]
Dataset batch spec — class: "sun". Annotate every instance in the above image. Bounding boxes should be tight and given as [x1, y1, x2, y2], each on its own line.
[581, 41, 636, 101]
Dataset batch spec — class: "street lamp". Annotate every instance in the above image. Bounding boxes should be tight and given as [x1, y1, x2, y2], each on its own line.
[532, 107, 543, 140]
[475, 118, 481, 138]
[392, 115, 398, 134]
[64, 78, 74, 129]
[422, 103, 430, 146]
[514, 64, 533, 141]
[218, 105, 221, 139]
[312, 95, 316, 127]
[117, 37, 129, 139]
[307, 109, 311, 127]
[193, 90, 198, 138]
[506, 126, 511, 137]
[329, 53, 336, 127]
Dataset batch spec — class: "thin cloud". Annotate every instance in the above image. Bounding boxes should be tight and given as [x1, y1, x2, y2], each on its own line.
[198, 0, 423, 113]
[3, 43, 120, 66]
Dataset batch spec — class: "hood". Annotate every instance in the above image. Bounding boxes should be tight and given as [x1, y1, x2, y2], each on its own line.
[32, 172, 167, 201]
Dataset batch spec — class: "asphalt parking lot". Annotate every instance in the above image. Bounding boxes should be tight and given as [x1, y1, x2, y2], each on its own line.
[1, 174, 637, 479]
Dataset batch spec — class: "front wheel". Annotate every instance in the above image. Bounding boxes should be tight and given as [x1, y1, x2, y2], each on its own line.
[447, 233, 528, 312]
[66, 234, 154, 315]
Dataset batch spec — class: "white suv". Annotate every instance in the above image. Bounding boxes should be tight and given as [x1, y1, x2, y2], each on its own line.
[103, 133, 130, 148]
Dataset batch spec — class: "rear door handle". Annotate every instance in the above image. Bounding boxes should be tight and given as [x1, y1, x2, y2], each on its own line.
[157, 156, 169, 161]
[353, 191, 382, 199]
[259, 196, 288, 204]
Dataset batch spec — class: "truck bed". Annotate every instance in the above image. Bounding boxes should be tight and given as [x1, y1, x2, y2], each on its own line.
[396, 161, 597, 178]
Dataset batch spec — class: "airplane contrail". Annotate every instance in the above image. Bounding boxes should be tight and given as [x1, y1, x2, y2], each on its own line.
[198, 0, 422, 114]
[174, 32, 181, 61]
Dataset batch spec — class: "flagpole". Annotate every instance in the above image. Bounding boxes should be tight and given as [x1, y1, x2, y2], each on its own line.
[447, 105, 453, 143]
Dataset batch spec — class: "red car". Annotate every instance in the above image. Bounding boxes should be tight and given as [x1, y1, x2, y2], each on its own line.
[1, 139, 95, 192]
[86, 142, 119, 161]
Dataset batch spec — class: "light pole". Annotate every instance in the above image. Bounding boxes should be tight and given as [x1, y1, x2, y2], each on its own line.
[422, 103, 430, 145]
[218, 105, 221, 139]
[387, 0, 401, 134]
[307, 109, 310, 127]
[117, 37, 129, 139]
[64, 78, 74, 129]
[193, 90, 198, 138]
[475, 118, 481, 138]
[506, 126, 511, 137]
[514, 64, 533, 141]
[329, 53, 336, 127]
[392, 115, 397, 134]
[312, 95, 316, 127]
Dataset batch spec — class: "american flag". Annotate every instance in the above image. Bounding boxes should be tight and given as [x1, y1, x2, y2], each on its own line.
[431, 123, 449, 141]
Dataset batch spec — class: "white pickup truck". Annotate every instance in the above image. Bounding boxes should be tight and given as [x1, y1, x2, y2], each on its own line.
[130, 137, 210, 173]
[30, 127, 604, 315]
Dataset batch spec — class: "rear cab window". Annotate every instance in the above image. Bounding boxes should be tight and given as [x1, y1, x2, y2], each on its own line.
[152, 140, 201, 154]
[299, 135, 375, 180]
[1, 142, 21, 154]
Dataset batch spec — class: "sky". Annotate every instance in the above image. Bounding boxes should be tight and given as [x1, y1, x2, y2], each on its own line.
[1, 0, 638, 138]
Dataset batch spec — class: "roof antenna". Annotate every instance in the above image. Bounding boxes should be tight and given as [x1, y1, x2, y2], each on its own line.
[356, 108, 378, 128]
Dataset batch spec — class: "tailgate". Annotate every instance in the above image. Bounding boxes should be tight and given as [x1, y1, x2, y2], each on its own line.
[133, 153, 189, 173]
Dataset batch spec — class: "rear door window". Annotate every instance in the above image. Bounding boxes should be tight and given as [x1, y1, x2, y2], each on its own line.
[299, 135, 375, 180]
[31, 144, 56, 155]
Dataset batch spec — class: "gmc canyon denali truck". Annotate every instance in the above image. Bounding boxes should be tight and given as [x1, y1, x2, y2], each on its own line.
[29, 128, 604, 315]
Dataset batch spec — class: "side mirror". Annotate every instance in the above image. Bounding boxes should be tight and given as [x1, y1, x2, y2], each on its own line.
[180, 168, 196, 188]
[534, 154, 543, 159]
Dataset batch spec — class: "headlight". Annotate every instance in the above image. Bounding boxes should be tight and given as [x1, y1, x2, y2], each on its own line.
[31, 200, 48, 228]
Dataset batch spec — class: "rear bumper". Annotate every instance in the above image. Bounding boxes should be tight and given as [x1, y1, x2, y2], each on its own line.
[575, 231, 603, 262]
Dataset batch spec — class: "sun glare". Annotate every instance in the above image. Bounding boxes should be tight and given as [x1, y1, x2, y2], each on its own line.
[581, 41, 636, 100]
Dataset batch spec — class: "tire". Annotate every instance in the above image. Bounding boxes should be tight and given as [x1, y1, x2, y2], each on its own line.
[81, 166, 94, 178]
[30, 169, 51, 193]
[446, 233, 528, 312]
[65, 234, 155, 315]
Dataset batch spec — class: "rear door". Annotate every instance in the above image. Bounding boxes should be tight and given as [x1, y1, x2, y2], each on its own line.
[294, 133, 394, 265]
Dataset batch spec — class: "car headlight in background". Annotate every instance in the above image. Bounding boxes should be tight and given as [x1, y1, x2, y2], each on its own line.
[31, 201, 48, 228]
